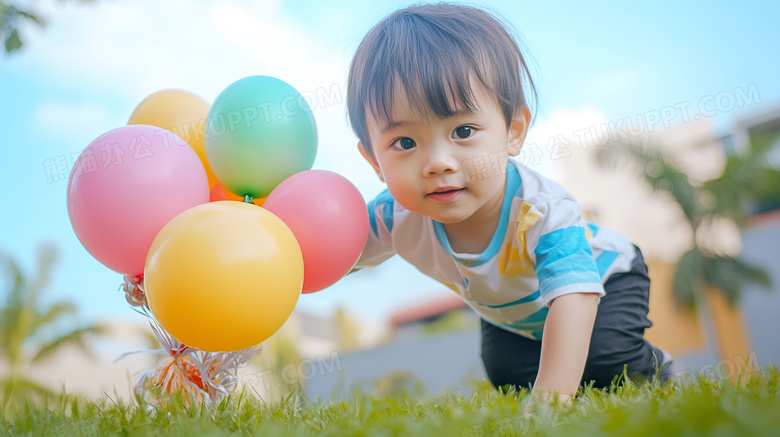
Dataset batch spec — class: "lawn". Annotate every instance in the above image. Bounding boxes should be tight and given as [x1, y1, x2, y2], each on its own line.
[2, 368, 779, 436]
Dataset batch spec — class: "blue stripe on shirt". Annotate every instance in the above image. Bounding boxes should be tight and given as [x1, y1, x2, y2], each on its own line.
[501, 307, 549, 329]
[535, 226, 601, 298]
[368, 203, 378, 236]
[368, 189, 395, 236]
[595, 250, 619, 279]
[476, 290, 540, 308]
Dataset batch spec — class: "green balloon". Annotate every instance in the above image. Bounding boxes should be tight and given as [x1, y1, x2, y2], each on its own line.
[205, 76, 318, 198]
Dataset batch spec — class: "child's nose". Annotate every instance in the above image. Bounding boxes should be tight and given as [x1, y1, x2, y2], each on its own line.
[422, 143, 459, 176]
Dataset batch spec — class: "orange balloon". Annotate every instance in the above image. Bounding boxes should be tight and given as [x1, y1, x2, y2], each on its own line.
[209, 183, 265, 206]
[144, 201, 303, 352]
[128, 89, 218, 189]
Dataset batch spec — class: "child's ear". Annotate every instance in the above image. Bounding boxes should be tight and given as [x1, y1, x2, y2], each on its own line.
[507, 107, 531, 157]
[358, 141, 384, 182]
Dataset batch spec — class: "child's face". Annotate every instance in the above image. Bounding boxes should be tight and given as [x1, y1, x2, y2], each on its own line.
[361, 83, 529, 226]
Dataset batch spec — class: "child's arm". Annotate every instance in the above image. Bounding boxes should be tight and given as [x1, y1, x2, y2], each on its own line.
[519, 190, 606, 401]
[347, 191, 397, 274]
[532, 292, 600, 401]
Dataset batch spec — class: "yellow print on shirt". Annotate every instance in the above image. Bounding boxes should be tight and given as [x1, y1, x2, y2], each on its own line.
[498, 201, 541, 277]
[437, 280, 462, 295]
[584, 223, 593, 240]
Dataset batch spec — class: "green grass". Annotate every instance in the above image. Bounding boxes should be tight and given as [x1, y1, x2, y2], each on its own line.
[2, 368, 779, 436]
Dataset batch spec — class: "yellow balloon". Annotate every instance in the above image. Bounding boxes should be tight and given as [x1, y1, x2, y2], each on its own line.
[144, 201, 303, 352]
[128, 89, 218, 189]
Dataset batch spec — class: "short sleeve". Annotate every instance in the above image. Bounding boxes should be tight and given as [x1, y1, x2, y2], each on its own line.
[352, 190, 396, 270]
[524, 196, 604, 306]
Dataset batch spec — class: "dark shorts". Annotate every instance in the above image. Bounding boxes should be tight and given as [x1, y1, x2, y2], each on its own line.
[480, 245, 666, 391]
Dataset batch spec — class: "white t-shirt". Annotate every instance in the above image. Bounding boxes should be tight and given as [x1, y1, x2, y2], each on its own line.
[354, 158, 636, 340]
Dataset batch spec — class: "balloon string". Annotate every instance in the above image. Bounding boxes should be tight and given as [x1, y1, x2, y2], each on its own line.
[243, 195, 254, 204]
[119, 275, 263, 407]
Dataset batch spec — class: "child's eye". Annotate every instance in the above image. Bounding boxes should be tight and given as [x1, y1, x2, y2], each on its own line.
[452, 126, 474, 139]
[394, 137, 416, 150]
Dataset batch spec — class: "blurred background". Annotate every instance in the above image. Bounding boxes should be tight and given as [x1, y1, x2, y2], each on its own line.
[1, 0, 779, 404]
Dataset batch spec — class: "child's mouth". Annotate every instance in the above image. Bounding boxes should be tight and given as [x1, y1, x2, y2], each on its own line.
[428, 188, 464, 201]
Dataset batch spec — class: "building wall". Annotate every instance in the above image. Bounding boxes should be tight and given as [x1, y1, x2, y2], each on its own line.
[392, 308, 480, 343]
[302, 328, 485, 401]
[644, 261, 707, 355]
[738, 215, 780, 369]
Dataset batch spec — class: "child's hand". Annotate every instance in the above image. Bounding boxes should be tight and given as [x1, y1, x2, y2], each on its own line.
[522, 391, 572, 419]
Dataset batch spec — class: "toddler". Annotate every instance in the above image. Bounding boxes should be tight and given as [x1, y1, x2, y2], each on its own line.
[346, 3, 671, 401]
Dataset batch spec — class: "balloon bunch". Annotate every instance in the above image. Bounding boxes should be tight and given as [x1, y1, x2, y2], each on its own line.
[66, 76, 369, 407]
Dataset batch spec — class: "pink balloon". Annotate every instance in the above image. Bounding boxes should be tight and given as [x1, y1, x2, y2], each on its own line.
[67, 125, 209, 276]
[264, 170, 369, 293]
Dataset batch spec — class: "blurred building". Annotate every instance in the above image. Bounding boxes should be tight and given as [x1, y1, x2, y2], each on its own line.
[724, 105, 780, 370]
[558, 106, 780, 376]
[302, 294, 485, 401]
[390, 294, 474, 342]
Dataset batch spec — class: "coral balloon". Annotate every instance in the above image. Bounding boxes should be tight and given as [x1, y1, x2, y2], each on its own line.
[264, 170, 369, 293]
[144, 201, 303, 352]
[128, 89, 217, 189]
[67, 125, 209, 276]
[205, 76, 317, 198]
[209, 182, 265, 206]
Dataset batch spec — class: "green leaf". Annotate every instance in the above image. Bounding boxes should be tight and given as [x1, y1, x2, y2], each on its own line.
[28, 302, 77, 336]
[3, 27, 21, 53]
[672, 249, 706, 309]
[702, 130, 780, 224]
[704, 255, 772, 306]
[32, 324, 106, 363]
[15, 10, 45, 26]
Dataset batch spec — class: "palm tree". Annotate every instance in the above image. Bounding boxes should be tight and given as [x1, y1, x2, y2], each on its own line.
[0, 244, 106, 407]
[595, 133, 779, 309]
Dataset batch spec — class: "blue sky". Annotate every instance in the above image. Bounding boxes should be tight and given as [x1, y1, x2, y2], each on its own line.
[1, 0, 779, 329]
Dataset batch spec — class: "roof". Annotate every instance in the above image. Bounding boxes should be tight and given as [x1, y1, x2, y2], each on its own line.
[750, 208, 780, 228]
[389, 294, 468, 329]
